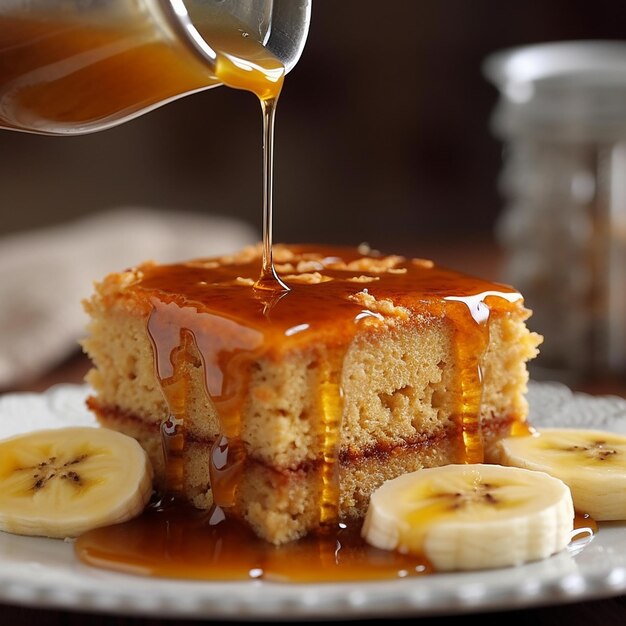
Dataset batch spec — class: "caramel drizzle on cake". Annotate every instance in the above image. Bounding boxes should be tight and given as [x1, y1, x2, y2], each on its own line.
[137, 244, 522, 527]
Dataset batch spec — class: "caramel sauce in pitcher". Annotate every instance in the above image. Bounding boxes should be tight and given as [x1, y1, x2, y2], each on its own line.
[0, 9, 282, 133]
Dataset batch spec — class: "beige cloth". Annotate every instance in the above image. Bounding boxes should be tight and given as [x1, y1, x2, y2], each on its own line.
[0, 208, 257, 388]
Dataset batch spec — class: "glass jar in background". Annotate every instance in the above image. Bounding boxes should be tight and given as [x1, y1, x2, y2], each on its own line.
[484, 42, 626, 383]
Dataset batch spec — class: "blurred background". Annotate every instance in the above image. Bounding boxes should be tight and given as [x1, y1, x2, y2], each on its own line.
[1, 0, 624, 247]
[2, 0, 626, 388]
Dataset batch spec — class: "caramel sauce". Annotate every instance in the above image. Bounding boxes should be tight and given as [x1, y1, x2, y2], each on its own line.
[255, 96, 289, 292]
[572, 511, 598, 539]
[0, 11, 282, 134]
[318, 358, 344, 526]
[509, 418, 535, 437]
[446, 304, 488, 463]
[148, 326, 196, 498]
[76, 500, 433, 582]
[76, 496, 596, 583]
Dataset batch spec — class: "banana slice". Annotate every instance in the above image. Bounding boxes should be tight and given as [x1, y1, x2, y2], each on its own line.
[0, 427, 153, 538]
[362, 464, 573, 571]
[497, 428, 626, 520]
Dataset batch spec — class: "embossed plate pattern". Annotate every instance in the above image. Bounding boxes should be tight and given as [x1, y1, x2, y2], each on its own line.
[0, 382, 625, 619]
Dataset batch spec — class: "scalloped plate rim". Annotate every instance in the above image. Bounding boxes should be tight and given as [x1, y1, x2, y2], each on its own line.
[0, 381, 624, 619]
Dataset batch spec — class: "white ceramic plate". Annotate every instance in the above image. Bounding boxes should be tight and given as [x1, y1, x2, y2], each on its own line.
[0, 382, 625, 619]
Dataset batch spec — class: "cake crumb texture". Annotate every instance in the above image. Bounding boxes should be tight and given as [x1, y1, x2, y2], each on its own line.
[82, 245, 541, 544]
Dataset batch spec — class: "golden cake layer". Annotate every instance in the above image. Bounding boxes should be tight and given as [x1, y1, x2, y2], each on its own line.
[82, 244, 541, 544]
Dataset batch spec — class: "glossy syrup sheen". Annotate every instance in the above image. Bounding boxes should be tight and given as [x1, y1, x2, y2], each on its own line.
[0, 11, 282, 133]
[75, 502, 598, 583]
[76, 502, 598, 583]
[140, 244, 522, 473]
[135, 244, 523, 501]
[76, 500, 433, 582]
[134, 245, 522, 338]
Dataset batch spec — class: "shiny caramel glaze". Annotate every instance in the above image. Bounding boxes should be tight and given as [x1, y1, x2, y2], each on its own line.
[137, 245, 521, 342]
[77, 499, 432, 582]
[136, 244, 522, 524]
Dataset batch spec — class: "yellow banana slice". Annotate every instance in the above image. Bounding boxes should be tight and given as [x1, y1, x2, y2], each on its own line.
[0, 427, 153, 538]
[497, 428, 626, 520]
[362, 464, 573, 571]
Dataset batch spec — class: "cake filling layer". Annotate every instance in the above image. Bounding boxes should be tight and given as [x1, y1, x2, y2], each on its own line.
[89, 398, 521, 543]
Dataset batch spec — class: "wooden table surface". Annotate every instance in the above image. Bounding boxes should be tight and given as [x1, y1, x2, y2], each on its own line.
[1, 241, 626, 626]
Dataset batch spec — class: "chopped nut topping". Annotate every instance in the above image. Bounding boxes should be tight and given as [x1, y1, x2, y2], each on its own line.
[234, 277, 255, 286]
[272, 245, 296, 263]
[296, 260, 324, 273]
[118, 269, 143, 288]
[346, 275, 381, 283]
[328, 255, 405, 274]
[96, 267, 144, 299]
[283, 272, 333, 284]
[348, 290, 409, 320]
[354, 309, 385, 325]
[412, 258, 435, 269]
[387, 268, 408, 274]
[275, 257, 326, 276]
[219, 244, 262, 265]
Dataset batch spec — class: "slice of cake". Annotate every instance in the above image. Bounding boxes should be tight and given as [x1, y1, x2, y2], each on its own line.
[82, 244, 541, 544]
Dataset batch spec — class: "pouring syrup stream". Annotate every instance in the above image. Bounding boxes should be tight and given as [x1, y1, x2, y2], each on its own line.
[255, 96, 290, 292]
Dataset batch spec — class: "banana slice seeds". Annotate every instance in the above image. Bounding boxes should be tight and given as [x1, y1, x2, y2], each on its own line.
[497, 428, 626, 521]
[0, 427, 153, 539]
[362, 463, 574, 571]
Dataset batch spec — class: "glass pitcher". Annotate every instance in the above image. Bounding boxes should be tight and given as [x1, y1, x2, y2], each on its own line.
[0, 0, 311, 135]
